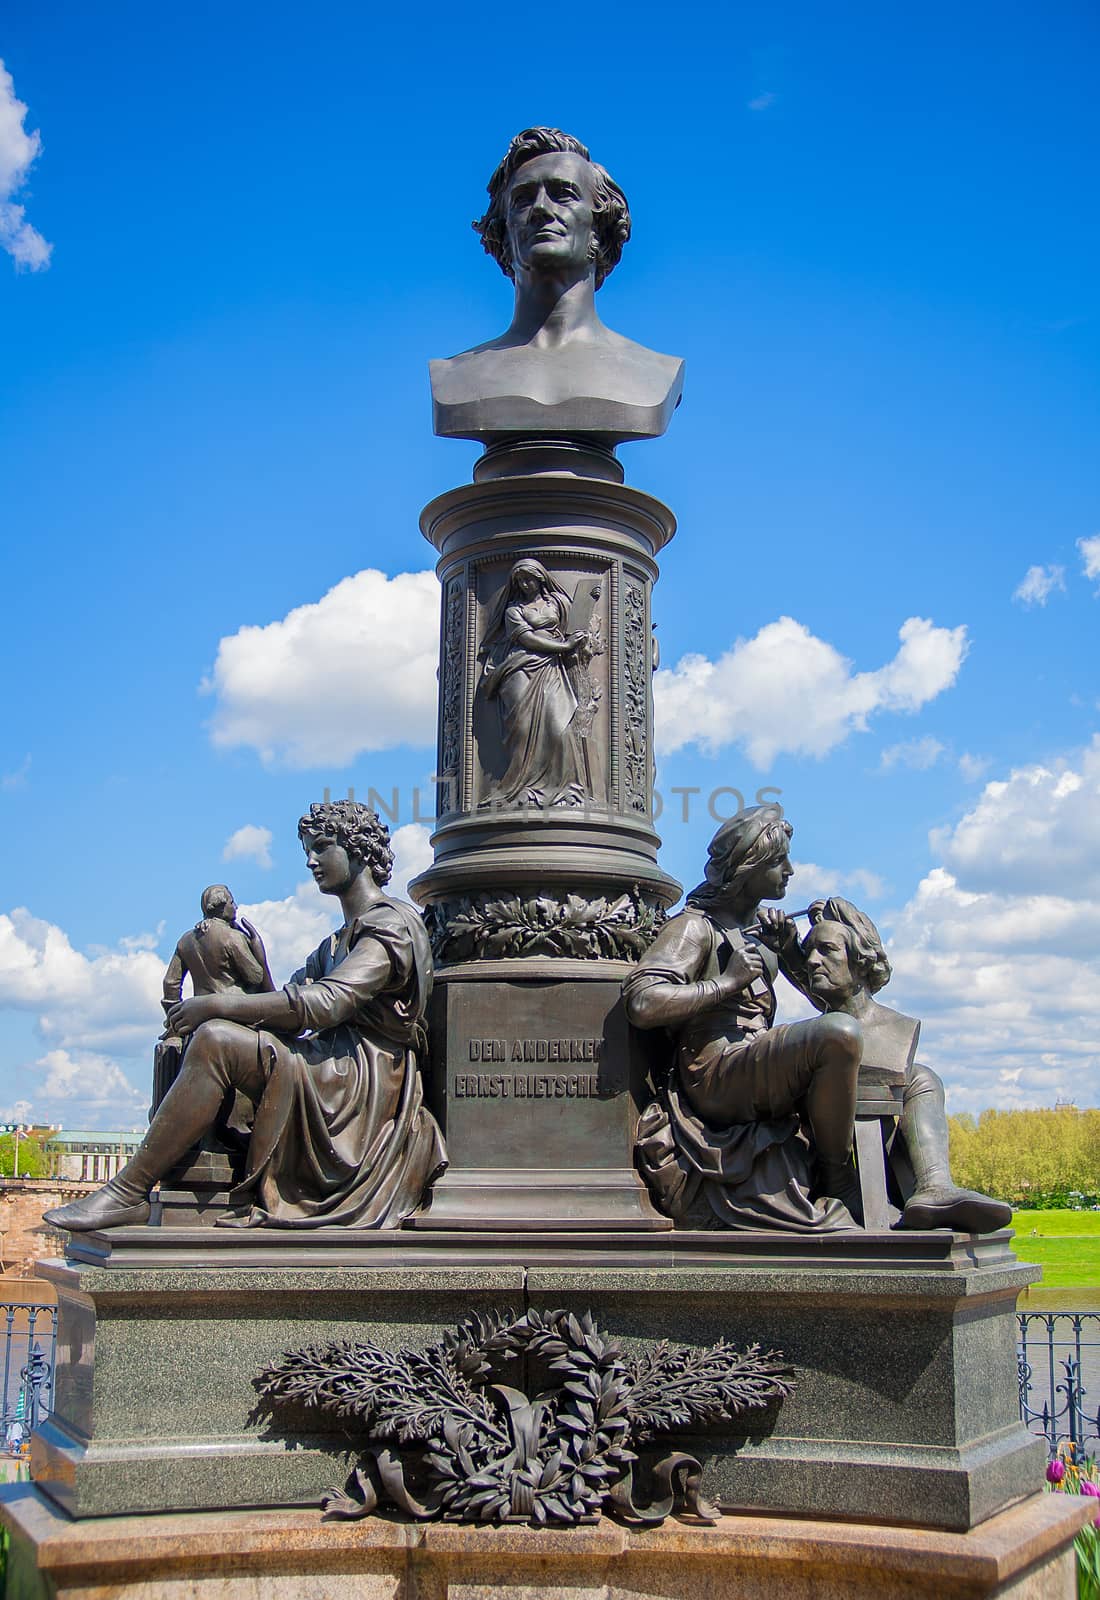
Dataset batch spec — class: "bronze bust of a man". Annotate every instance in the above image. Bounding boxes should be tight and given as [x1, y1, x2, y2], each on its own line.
[430, 127, 684, 444]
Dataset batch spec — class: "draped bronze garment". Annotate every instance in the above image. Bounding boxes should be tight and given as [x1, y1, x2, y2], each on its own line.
[227, 897, 446, 1228]
[626, 909, 852, 1232]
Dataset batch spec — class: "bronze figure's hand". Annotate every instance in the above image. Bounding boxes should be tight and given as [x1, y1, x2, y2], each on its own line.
[757, 908, 798, 952]
[165, 995, 219, 1037]
[716, 945, 765, 995]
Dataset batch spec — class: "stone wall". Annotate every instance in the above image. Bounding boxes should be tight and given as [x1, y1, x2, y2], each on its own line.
[0, 1181, 83, 1277]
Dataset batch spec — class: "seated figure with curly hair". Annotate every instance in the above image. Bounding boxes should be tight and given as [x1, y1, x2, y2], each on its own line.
[46, 802, 447, 1233]
[430, 126, 684, 442]
[625, 805, 863, 1232]
[800, 898, 1010, 1233]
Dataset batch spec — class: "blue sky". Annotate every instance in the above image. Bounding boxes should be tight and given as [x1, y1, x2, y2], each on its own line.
[1, 1, 1098, 1127]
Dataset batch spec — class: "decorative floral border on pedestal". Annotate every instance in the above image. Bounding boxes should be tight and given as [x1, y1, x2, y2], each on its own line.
[423, 888, 666, 963]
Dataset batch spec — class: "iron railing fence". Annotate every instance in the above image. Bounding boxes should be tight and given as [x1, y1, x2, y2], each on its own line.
[0, 1302, 57, 1456]
[1017, 1310, 1100, 1460]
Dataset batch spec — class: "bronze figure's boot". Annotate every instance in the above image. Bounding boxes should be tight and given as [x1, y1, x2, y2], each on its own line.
[816, 1154, 864, 1225]
[44, 1058, 229, 1232]
[898, 1066, 1012, 1233]
[44, 1180, 151, 1232]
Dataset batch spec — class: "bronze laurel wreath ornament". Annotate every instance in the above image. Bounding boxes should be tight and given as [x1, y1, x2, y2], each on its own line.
[424, 889, 666, 963]
[256, 1308, 793, 1526]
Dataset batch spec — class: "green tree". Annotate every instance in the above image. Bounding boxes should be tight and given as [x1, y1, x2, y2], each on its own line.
[948, 1107, 1100, 1205]
[0, 1133, 46, 1179]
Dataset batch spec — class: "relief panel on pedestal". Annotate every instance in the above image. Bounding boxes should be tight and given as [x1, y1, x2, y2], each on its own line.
[471, 554, 611, 815]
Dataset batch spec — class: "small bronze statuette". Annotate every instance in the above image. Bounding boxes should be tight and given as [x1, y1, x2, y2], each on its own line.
[152, 884, 275, 1115]
[256, 1308, 793, 1526]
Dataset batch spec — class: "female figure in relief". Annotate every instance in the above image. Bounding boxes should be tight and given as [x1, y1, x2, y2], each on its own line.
[477, 558, 590, 808]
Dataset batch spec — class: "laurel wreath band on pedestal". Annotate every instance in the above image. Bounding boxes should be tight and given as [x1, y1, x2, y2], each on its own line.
[256, 1307, 794, 1527]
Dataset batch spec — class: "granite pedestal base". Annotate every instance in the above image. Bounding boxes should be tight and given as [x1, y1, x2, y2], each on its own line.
[30, 1230, 1043, 1533]
[2, 1485, 1092, 1600]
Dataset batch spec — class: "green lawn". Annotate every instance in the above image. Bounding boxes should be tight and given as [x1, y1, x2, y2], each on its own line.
[1012, 1209, 1100, 1289]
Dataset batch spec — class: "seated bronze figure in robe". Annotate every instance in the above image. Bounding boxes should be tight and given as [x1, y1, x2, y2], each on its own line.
[430, 127, 683, 446]
[46, 802, 446, 1233]
[624, 806, 863, 1231]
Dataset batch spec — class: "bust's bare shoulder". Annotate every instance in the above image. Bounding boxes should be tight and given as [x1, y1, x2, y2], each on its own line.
[858, 999, 920, 1075]
[432, 327, 681, 380]
[429, 329, 684, 443]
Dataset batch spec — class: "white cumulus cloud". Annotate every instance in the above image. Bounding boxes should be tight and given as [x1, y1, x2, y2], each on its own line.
[236, 882, 335, 986]
[0, 60, 51, 270]
[929, 735, 1100, 896]
[883, 873, 1100, 1115]
[1078, 535, 1100, 585]
[0, 906, 163, 1127]
[206, 569, 440, 768]
[788, 862, 888, 906]
[958, 752, 991, 782]
[206, 574, 967, 778]
[0, 907, 163, 1054]
[25, 1048, 147, 1128]
[223, 823, 274, 869]
[852, 739, 1100, 1113]
[1012, 564, 1065, 607]
[390, 822, 433, 898]
[654, 616, 967, 768]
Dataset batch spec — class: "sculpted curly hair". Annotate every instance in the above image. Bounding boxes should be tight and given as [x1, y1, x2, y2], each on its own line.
[297, 801, 394, 888]
[811, 896, 893, 994]
[473, 127, 631, 290]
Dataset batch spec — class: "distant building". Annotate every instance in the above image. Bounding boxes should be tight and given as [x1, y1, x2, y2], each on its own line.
[43, 1130, 144, 1185]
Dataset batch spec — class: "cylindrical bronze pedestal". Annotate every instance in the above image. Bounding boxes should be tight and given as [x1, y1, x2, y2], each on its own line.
[409, 440, 680, 1228]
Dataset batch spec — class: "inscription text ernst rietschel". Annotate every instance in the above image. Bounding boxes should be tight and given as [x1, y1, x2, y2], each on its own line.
[456, 1035, 615, 1099]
